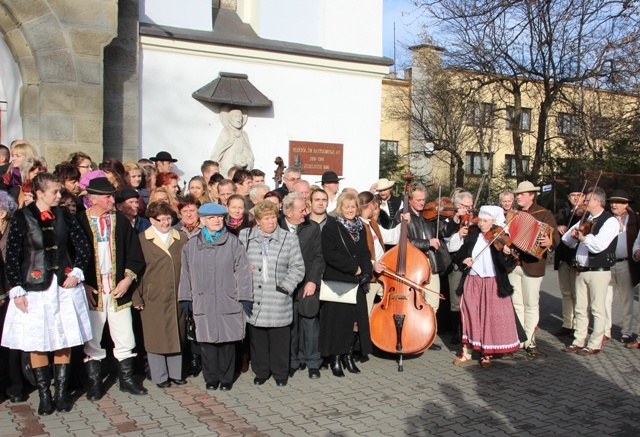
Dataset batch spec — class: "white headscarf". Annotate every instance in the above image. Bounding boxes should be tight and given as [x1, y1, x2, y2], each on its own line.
[478, 205, 506, 227]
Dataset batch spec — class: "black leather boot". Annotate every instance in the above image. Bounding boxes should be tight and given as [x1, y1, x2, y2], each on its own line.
[85, 360, 103, 401]
[341, 354, 361, 374]
[451, 312, 462, 345]
[118, 357, 148, 395]
[32, 366, 54, 416]
[189, 353, 202, 377]
[330, 355, 345, 377]
[53, 364, 73, 412]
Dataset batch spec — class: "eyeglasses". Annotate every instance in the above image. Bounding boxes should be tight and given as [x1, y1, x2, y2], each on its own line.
[151, 216, 172, 223]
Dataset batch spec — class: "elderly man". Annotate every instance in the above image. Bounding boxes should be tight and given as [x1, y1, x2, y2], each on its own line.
[318, 171, 344, 213]
[150, 151, 177, 173]
[115, 188, 150, 234]
[77, 177, 147, 400]
[275, 167, 302, 199]
[562, 187, 618, 355]
[553, 181, 586, 337]
[292, 179, 312, 202]
[280, 193, 325, 379]
[605, 190, 639, 344]
[509, 181, 560, 355]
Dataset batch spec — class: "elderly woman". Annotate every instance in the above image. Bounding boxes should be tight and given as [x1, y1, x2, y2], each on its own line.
[174, 195, 203, 239]
[132, 202, 189, 387]
[320, 192, 373, 377]
[226, 194, 256, 236]
[1, 173, 92, 415]
[452, 205, 522, 368]
[179, 203, 253, 391]
[239, 201, 304, 387]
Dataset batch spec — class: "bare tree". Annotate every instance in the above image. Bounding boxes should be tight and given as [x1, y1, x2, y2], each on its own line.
[418, 0, 640, 180]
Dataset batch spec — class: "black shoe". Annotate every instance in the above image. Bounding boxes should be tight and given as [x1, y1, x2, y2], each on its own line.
[205, 381, 219, 390]
[526, 346, 540, 356]
[156, 380, 171, 388]
[253, 377, 267, 385]
[554, 327, 574, 337]
[357, 354, 370, 363]
[308, 368, 320, 379]
[170, 378, 187, 385]
[118, 358, 148, 396]
[299, 363, 307, 371]
[341, 354, 361, 374]
[429, 343, 442, 351]
[8, 393, 27, 404]
[188, 354, 202, 377]
[289, 367, 298, 378]
[330, 355, 345, 378]
[53, 364, 73, 413]
[320, 358, 329, 370]
[85, 360, 103, 401]
[220, 383, 232, 391]
[32, 366, 54, 416]
[275, 379, 288, 387]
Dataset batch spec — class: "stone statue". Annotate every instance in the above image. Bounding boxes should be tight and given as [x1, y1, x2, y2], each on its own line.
[211, 106, 254, 176]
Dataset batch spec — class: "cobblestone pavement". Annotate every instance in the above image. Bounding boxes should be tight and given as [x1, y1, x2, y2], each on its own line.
[1, 266, 640, 436]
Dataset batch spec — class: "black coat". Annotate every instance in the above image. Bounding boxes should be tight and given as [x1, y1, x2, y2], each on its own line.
[77, 210, 145, 311]
[452, 230, 516, 298]
[319, 217, 372, 356]
[278, 215, 325, 293]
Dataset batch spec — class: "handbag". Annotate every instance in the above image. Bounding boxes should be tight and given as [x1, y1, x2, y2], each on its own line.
[185, 313, 197, 342]
[319, 280, 358, 304]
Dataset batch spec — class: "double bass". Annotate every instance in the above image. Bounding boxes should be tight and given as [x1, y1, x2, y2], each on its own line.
[369, 174, 438, 371]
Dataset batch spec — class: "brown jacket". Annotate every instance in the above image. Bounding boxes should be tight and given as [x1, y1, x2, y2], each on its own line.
[517, 203, 560, 277]
[133, 227, 188, 354]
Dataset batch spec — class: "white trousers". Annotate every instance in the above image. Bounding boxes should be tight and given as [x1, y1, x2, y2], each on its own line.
[557, 262, 577, 329]
[83, 292, 136, 361]
[607, 261, 637, 336]
[424, 273, 441, 313]
[509, 266, 544, 349]
[573, 270, 611, 350]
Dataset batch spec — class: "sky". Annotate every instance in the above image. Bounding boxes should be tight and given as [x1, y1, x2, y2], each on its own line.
[382, 0, 430, 71]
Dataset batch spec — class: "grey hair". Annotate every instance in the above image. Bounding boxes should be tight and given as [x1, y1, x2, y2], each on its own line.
[589, 187, 606, 205]
[499, 190, 514, 201]
[283, 192, 305, 213]
[0, 190, 18, 216]
[249, 183, 270, 201]
[454, 191, 473, 206]
[283, 167, 302, 178]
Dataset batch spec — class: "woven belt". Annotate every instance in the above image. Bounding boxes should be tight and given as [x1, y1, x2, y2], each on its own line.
[576, 266, 610, 272]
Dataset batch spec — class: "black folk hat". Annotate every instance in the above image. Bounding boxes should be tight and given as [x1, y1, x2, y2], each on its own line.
[608, 189, 634, 204]
[85, 177, 116, 195]
[567, 180, 585, 194]
[150, 151, 178, 163]
[298, 294, 320, 318]
[115, 187, 140, 204]
[317, 171, 344, 184]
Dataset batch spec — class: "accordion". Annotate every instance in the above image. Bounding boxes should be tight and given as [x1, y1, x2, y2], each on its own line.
[507, 212, 554, 259]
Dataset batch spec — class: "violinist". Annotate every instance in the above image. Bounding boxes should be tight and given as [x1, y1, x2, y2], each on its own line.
[605, 190, 640, 346]
[509, 181, 560, 356]
[553, 181, 586, 338]
[445, 191, 474, 345]
[561, 187, 618, 356]
[451, 206, 521, 368]
[391, 184, 461, 341]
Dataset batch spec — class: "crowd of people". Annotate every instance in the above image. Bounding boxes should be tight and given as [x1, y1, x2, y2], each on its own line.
[0, 139, 638, 417]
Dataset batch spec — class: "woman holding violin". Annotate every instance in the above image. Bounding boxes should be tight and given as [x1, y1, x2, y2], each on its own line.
[452, 205, 522, 368]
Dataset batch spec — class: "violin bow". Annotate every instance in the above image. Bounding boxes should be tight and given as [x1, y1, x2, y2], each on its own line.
[381, 268, 445, 300]
[566, 179, 588, 228]
[576, 170, 603, 230]
[473, 174, 486, 210]
[466, 214, 518, 272]
[436, 185, 442, 240]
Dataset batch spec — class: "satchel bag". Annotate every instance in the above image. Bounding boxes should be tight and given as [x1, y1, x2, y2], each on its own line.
[319, 280, 358, 304]
[185, 313, 197, 342]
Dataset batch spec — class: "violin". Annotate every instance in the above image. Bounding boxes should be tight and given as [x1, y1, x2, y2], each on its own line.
[423, 197, 457, 221]
[459, 210, 480, 232]
[578, 219, 594, 235]
[483, 225, 517, 256]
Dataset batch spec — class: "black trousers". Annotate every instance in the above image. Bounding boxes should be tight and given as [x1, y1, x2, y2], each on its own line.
[200, 342, 235, 385]
[248, 325, 289, 381]
[290, 299, 321, 370]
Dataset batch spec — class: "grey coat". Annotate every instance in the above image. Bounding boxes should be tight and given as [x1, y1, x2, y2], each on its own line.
[239, 227, 305, 328]
[179, 228, 253, 344]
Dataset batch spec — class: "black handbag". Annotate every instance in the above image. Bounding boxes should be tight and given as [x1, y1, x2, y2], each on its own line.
[186, 313, 197, 342]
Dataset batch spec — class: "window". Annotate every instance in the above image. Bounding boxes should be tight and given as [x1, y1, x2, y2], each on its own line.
[504, 154, 530, 177]
[591, 116, 612, 140]
[466, 103, 495, 127]
[558, 112, 579, 136]
[380, 140, 398, 154]
[506, 106, 532, 131]
[465, 152, 492, 175]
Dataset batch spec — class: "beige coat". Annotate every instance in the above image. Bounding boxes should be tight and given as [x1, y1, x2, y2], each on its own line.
[133, 227, 188, 354]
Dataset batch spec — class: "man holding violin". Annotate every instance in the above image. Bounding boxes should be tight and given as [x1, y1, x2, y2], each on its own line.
[561, 187, 618, 356]
[509, 181, 560, 356]
[554, 181, 586, 337]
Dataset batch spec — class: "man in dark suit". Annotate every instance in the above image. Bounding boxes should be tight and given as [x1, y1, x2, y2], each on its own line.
[279, 192, 325, 379]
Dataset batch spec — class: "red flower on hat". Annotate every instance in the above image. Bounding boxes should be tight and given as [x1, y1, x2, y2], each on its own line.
[65, 267, 72, 275]
[31, 270, 42, 279]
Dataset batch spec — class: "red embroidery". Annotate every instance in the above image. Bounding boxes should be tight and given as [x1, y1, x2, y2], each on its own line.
[31, 270, 42, 279]
[65, 267, 72, 275]
[40, 210, 55, 221]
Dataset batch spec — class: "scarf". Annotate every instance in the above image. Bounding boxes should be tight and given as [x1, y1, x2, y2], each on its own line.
[337, 215, 363, 242]
[203, 227, 222, 243]
[227, 215, 244, 230]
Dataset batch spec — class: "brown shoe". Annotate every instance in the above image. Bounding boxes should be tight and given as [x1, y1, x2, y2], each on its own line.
[626, 340, 640, 349]
[576, 348, 600, 356]
[453, 355, 473, 366]
[562, 344, 582, 353]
